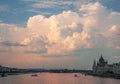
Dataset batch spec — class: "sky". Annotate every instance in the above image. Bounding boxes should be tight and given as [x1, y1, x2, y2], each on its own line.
[0, 0, 120, 70]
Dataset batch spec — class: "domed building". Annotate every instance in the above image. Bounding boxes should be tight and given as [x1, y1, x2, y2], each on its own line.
[92, 54, 113, 74]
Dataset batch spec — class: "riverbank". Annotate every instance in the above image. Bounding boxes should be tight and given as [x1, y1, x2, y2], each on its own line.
[85, 72, 120, 79]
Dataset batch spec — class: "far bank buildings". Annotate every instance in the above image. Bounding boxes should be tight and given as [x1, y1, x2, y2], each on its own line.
[92, 54, 120, 75]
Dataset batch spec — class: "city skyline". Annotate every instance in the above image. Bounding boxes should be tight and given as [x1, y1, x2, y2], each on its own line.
[0, 0, 120, 69]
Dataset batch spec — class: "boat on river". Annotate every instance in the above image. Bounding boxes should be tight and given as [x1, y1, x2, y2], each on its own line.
[31, 74, 38, 77]
[74, 74, 78, 77]
[0, 73, 7, 77]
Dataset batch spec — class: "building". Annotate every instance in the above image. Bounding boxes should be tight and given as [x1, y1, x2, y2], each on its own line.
[92, 54, 120, 75]
[0, 65, 23, 73]
[113, 62, 120, 74]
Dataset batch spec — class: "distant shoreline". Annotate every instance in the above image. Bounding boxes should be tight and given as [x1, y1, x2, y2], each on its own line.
[1, 70, 120, 79]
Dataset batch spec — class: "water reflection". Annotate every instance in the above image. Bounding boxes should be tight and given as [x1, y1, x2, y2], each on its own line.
[0, 73, 120, 84]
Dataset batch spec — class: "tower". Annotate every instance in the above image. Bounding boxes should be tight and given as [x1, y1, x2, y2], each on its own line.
[98, 54, 107, 67]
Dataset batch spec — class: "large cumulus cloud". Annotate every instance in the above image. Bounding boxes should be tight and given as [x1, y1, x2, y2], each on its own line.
[24, 10, 91, 54]
[0, 2, 120, 56]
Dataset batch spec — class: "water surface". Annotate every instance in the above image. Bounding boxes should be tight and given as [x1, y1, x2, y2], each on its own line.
[0, 73, 120, 84]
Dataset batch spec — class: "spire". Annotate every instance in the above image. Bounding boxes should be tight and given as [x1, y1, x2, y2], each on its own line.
[98, 54, 108, 66]
[99, 54, 104, 63]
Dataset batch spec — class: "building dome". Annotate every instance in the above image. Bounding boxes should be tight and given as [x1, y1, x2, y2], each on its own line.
[97, 55, 107, 66]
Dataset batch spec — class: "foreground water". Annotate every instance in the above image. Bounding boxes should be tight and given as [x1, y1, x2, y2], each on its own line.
[0, 73, 120, 84]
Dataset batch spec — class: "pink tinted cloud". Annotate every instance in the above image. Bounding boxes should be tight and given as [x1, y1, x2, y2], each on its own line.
[113, 56, 120, 59]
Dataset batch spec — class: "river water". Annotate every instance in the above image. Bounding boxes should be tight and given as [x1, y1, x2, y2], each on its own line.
[0, 73, 120, 84]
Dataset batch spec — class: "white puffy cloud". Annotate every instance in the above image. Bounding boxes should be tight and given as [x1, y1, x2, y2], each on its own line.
[27, 15, 50, 35]
[25, 10, 91, 54]
[0, 2, 120, 55]
[0, 23, 28, 42]
[104, 25, 120, 49]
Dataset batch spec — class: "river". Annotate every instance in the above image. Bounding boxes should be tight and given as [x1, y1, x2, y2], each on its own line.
[0, 73, 120, 84]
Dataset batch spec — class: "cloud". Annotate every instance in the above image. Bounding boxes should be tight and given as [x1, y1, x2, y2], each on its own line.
[27, 9, 53, 15]
[1, 41, 25, 47]
[0, 20, 3, 23]
[113, 56, 120, 59]
[0, 2, 120, 56]
[105, 25, 120, 49]
[23, 0, 73, 8]
[0, 5, 8, 11]
[0, 23, 29, 53]
[0, 37, 3, 42]
[73, 0, 96, 9]
[23, 0, 74, 15]
[25, 2, 120, 54]
[26, 10, 91, 54]
[0, 23, 28, 42]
